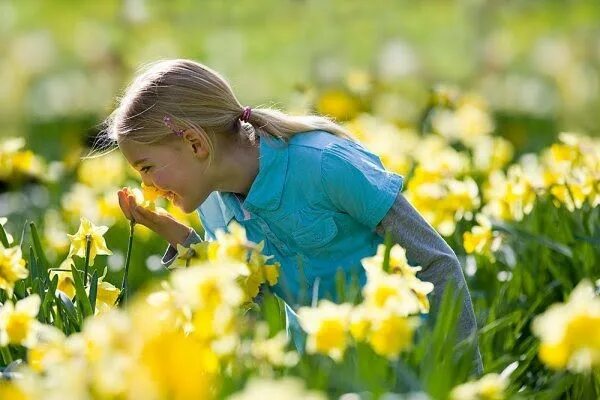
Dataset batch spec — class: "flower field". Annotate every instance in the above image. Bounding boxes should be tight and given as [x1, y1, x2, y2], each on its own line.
[1, 2, 600, 399]
[1, 83, 599, 398]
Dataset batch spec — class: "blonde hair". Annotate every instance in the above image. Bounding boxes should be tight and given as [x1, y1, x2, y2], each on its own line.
[96, 59, 354, 164]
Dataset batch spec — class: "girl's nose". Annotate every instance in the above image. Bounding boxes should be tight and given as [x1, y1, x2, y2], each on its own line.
[141, 175, 153, 187]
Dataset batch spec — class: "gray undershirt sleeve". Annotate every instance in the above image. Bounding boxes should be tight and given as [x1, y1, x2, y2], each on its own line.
[375, 191, 483, 375]
[160, 229, 203, 268]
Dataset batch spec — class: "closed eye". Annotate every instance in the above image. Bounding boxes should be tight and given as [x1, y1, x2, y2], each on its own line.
[140, 166, 152, 174]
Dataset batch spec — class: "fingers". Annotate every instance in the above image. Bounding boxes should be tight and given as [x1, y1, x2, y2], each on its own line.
[117, 189, 133, 220]
[130, 204, 156, 228]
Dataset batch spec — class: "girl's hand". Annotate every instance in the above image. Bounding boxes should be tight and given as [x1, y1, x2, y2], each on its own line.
[117, 187, 192, 248]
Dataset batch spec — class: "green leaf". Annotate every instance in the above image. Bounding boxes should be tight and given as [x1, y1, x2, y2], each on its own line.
[40, 275, 59, 323]
[493, 221, 573, 258]
[89, 270, 99, 314]
[70, 263, 93, 320]
[57, 291, 79, 332]
[29, 222, 50, 281]
[28, 247, 38, 286]
[0, 221, 10, 247]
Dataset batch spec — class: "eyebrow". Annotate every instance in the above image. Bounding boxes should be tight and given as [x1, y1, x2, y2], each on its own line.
[133, 158, 149, 168]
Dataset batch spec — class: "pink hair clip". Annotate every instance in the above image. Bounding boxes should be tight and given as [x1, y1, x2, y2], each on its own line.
[162, 115, 185, 137]
[240, 106, 252, 123]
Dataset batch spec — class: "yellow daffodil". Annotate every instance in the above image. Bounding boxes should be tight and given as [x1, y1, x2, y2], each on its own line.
[229, 377, 326, 400]
[531, 279, 600, 372]
[463, 214, 502, 261]
[482, 166, 537, 222]
[248, 322, 299, 368]
[450, 373, 507, 400]
[361, 244, 434, 314]
[67, 217, 112, 266]
[297, 300, 352, 362]
[316, 89, 359, 121]
[26, 324, 67, 373]
[0, 380, 27, 400]
[0, 244, 28, 297]
[139, 330, 219, 399]
[50, 267, 77, 299]
[0, 294, 41, 347]
[367, 309, 419, 360]
[141, 182, 169, 202]
[175, 222, 280, 302]
[170, 262, 246, 347]
[93, 279, 121, 315]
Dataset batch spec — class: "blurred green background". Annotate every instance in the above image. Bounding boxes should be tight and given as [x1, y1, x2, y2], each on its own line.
[1, 0, 599, 292]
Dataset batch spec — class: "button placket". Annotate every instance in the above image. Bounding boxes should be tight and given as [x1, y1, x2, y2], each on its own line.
[251, 213, 292, 255]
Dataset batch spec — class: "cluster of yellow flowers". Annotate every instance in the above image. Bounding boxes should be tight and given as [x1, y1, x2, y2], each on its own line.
[463, 132, 600, 261]
[532, 279, 600, 372]
[171, 221, 280, 303]
[0, 137, 46, 183]
[541, 133, 600, 211]
[297, 244, 433, 361]
[345, 94, 513, 238]
[0, 221, 288, 399]
[341, 88, 598, 268]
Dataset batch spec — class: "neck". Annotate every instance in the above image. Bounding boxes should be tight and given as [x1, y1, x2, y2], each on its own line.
[214, 136, 260, 196]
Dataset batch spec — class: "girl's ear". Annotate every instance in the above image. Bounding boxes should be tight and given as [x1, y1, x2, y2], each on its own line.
[182, 128, 209, 159]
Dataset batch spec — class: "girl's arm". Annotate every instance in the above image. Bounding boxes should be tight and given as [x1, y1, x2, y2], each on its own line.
[375, 190, 483, 374]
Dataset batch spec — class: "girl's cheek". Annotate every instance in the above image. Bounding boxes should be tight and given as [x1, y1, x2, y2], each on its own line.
[153, 170, 177, 191]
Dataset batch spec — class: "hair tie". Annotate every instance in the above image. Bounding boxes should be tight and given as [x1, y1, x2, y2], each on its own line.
[162, 115, 185, 137]
[240, 106, 252, 123]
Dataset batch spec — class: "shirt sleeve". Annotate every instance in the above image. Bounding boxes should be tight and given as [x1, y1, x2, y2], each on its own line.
[375, 191, 483, 375]
[320, 141, 404, 230]
[161, 229, 203, 268]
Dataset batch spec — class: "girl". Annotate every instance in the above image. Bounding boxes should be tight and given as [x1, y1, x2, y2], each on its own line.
[104, 59, 482, 372]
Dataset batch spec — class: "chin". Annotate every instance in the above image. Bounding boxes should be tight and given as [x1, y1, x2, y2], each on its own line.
[178, 199, 197, 214]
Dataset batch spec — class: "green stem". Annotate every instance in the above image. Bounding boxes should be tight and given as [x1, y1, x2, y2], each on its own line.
[83, 235, 91, 287]
[0, 346, 13, 365]
[119, 220, 136, 305]
[382, 229, 393, 273]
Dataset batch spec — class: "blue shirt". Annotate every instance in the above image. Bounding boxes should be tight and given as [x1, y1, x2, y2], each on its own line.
[197, 130, 404, 307]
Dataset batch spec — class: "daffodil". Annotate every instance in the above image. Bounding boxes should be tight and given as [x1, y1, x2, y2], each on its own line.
[0, 294, 41, 347]
[0, 380, 27, 400]
[0, 244, 29, 297]
[67, 217, 112, 266]
[463, 214, 502, 261]
[92, 279, 121, 315]
[229, 377, 326, 400]
[170, 262, 246, 346]
[361, 244, 433, 314]
[175, 222, 280, 302]
[248, 322, 299, 368]
[450, 373, 507, 400]
[362, 272, 424, 315]
[297, 300, 352, 362]
[50, 258, 77, 298]
[367, 309, 419, 360]
[316, 89, 359, 121]
[531, 279, 600, 372]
